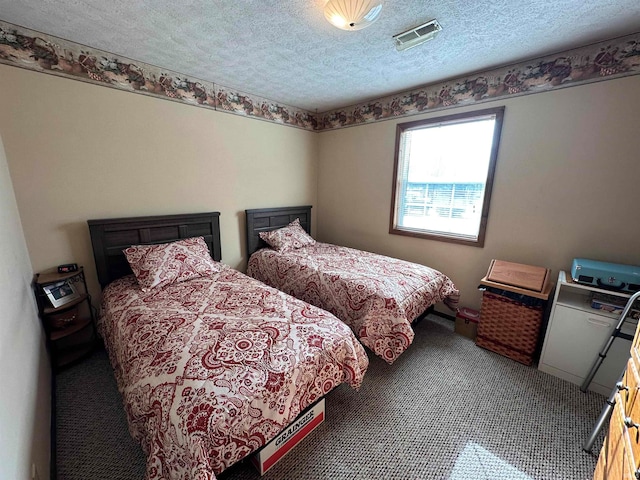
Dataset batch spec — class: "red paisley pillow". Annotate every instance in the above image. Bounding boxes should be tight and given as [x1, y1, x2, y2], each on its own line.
[259, 218, 316, 252]
[124, 237, 223, 291]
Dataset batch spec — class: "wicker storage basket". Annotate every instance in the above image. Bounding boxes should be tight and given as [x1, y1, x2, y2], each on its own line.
[476, 291, 544, 365]
[476, 260, 552, 366]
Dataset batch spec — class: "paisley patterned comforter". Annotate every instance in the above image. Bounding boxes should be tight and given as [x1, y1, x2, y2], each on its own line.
[247, 243, 460, 364]
[98, 265, 368, 480]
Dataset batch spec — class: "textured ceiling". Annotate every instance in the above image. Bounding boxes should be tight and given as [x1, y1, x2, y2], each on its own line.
[0, 0, 639, 112]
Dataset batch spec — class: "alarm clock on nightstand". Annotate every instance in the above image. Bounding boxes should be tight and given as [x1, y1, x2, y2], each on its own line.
[57, 263, 78, 274]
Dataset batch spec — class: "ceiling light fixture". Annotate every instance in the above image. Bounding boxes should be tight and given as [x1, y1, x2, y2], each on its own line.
[324, 0, 383, 31]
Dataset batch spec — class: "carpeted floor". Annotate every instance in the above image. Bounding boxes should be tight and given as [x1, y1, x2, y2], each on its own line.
[56, 315, 605, 480]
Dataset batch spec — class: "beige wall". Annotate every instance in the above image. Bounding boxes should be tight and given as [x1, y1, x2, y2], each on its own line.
[0, 134, 51, 480]
[317, 75, 640, 312]
[0, 64, 318, 298]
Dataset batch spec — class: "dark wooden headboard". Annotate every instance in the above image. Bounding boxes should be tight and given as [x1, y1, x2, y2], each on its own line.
[88, 212, 222, 289]
[245, 206, 312, 256]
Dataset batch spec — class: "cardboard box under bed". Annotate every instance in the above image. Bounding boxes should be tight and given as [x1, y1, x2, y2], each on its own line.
[476, 260, 553, 366]
[252, 398, 325, 475]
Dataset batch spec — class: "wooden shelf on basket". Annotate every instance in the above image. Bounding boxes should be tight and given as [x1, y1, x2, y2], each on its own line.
[479, 276, 553, 300]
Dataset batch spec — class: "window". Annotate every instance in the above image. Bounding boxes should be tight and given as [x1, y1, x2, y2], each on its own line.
[390, 107, 504, 247]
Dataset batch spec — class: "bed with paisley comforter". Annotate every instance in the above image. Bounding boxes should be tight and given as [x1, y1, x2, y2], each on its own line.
[88, 212, 368, 480]
[246, 206, 460, 364]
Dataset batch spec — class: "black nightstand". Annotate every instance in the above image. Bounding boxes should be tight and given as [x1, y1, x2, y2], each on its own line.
[33, 267, 96, 369]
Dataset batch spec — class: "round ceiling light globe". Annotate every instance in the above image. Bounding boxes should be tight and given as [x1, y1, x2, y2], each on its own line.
[324, 0, 383, 31]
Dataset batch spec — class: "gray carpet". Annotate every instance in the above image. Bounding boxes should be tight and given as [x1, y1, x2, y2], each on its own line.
[56, 315, 605, 479]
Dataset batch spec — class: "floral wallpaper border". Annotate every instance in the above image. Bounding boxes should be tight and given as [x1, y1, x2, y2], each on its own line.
[0, 20, 318, 131]
[0, 19, 638, 132]
[319, 32, 640, 130]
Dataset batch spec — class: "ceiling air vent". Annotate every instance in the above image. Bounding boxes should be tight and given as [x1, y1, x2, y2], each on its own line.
[393, 19, 442, 51]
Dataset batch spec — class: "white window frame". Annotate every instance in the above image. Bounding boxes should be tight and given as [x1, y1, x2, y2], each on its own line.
[389, 107, 505, 247]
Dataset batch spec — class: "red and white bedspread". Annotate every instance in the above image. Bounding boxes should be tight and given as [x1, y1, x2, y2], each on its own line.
[247, 243, 460, 364]
[98, 266, 368, 480]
